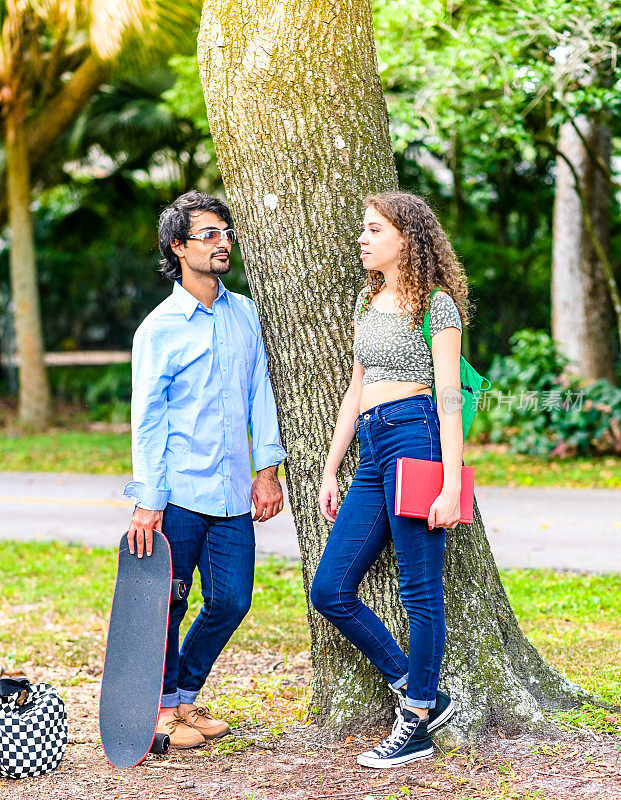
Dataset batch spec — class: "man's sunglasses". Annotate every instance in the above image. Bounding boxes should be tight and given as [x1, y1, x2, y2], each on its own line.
[186, 228, 237, 245]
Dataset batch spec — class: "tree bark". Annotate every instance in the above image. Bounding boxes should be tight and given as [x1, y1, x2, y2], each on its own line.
[5, 97, 51, 428]
[552, 118, 617, 381]
[198, 0, 590, 743]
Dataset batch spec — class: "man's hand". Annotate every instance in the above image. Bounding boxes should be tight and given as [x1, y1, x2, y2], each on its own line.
[128, 507, 163, 558]
[251, 466, 283, 522]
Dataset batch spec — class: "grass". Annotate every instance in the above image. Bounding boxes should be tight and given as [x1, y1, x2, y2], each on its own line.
[1, 428, 620, 487]
[0, 430, 132, 473]
[463, 445, 621, 489]
[0, 543, 308, 670]
[1, 541, 619, 737]
[501, 569, 621, 731]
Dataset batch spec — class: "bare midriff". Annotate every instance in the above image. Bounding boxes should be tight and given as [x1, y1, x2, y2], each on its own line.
[360, 380, 432, 414]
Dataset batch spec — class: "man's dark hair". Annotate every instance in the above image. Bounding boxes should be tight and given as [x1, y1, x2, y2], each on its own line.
[158, 191, 234, 281]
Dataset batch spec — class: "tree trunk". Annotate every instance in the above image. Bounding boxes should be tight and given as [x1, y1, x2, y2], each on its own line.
[5, 98, 51, 428]
[198, 0, 589, 743]
[552, 118, 616, 381]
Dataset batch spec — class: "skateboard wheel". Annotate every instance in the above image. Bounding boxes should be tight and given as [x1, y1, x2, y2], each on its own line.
[150, 733, 170, 754]
[171, 579, 187, 603]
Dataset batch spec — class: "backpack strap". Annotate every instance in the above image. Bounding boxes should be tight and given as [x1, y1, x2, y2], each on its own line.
[421, 287, 442, 352]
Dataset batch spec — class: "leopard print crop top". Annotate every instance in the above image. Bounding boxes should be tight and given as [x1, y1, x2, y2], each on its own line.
[353, 290, 462, 388]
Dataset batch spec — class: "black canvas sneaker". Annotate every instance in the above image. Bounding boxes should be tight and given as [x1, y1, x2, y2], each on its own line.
[390, 686, 455, 733]
[357, 709, 434, 768]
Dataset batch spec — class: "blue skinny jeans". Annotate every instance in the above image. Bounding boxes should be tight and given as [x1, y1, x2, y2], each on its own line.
[161, 504, 255, 708]
[311, 394, 446, 709]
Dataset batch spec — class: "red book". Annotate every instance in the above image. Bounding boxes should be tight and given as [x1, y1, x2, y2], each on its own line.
[395, 457, 475, 525]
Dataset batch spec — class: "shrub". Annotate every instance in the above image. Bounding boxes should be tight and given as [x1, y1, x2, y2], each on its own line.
[49, 363, 131, 423]
[477, 329, 621, 457]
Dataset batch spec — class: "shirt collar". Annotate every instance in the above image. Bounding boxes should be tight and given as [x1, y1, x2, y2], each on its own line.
[172, 279, 230, 320]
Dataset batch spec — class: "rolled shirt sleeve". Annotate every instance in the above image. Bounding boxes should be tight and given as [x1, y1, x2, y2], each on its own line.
[248, 304, 286, 472]
[123, 325, 173, 510]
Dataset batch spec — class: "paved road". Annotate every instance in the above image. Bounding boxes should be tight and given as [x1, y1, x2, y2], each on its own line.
[1, 472, 619, 572]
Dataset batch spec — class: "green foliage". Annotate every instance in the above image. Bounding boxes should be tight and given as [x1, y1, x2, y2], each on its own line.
[50, 364, 130, 403]
[0, 0, 619, 380]
[161, 56, 211, 135]
[0, 65, 247, 359]
[84, 365, 132, 422]
[47, 364, 132, 422]
[373, 0, 621, 369]
[479, 329, 621, 456]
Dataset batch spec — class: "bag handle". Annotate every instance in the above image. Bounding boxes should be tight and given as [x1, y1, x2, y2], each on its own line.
[0, 677, 31, 705]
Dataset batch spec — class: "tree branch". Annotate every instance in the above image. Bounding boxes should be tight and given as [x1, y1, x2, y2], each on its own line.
[25, 53, 109, 171]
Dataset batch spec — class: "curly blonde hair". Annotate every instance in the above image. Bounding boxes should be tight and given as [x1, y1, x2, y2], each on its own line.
[362, 192, 470, 329]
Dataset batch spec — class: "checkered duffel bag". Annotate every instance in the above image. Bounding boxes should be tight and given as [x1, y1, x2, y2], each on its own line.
[0, 677, 67, 779]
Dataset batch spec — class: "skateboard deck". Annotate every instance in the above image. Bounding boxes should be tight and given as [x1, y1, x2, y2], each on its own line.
[99, 530, 172, 768]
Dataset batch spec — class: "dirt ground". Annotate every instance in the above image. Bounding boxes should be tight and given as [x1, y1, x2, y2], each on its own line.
[3, 652, 620, 800]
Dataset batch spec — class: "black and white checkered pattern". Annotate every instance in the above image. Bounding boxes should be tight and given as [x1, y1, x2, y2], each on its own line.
[0, 682, 67, 779]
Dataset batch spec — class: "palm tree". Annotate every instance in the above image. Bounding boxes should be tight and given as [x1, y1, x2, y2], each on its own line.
[0, 0, 200, 427]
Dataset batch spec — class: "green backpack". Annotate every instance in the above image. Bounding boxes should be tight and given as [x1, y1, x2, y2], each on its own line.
[422, 288, 491, 439]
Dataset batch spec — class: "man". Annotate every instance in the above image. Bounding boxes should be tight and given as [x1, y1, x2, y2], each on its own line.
[124, 191, 286, 749]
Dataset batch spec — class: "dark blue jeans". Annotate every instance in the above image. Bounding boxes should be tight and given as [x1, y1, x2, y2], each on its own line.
[311, 394, 446, 709]
[161, 504, 255, 707]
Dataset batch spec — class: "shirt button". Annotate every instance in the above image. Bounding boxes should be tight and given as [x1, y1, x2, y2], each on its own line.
[364, 414, 370, 420]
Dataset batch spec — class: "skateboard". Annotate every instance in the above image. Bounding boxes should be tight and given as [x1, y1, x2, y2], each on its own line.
[99, 530, 187, 769]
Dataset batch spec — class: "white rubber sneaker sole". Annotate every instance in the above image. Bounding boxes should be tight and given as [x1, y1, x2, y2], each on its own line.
[357, 746, 434, 768]
[428, 699, 455, 733]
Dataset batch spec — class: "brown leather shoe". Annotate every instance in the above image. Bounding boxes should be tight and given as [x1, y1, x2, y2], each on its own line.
[156, 713, 205, 749]
[182, 706, 230, 740]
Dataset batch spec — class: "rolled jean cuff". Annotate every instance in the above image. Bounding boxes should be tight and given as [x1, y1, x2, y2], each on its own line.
[390, 674, 408, 691]
[161, 691, 180, 708]
[178, 688, 200, 705]
[406, 696, 437, 709]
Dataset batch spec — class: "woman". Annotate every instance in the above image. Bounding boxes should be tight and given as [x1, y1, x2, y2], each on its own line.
[310, 191, 469, 768]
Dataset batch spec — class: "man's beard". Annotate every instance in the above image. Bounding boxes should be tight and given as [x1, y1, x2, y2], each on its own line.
[209, 252, 231, 274]
[189, 255, 231, 276]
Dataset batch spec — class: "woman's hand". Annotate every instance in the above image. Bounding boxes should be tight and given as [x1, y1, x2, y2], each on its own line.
[428, 489, 461, 530]
[318, 473, 339, 523]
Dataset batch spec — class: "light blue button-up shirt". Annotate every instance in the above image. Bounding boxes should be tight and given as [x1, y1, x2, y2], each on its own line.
[123, 280, 286, 516]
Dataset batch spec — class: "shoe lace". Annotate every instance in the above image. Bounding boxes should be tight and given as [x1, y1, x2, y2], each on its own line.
[164, 714, 187, 733]
[374, 716, 417, 756]
[189, 706, 213, 720]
